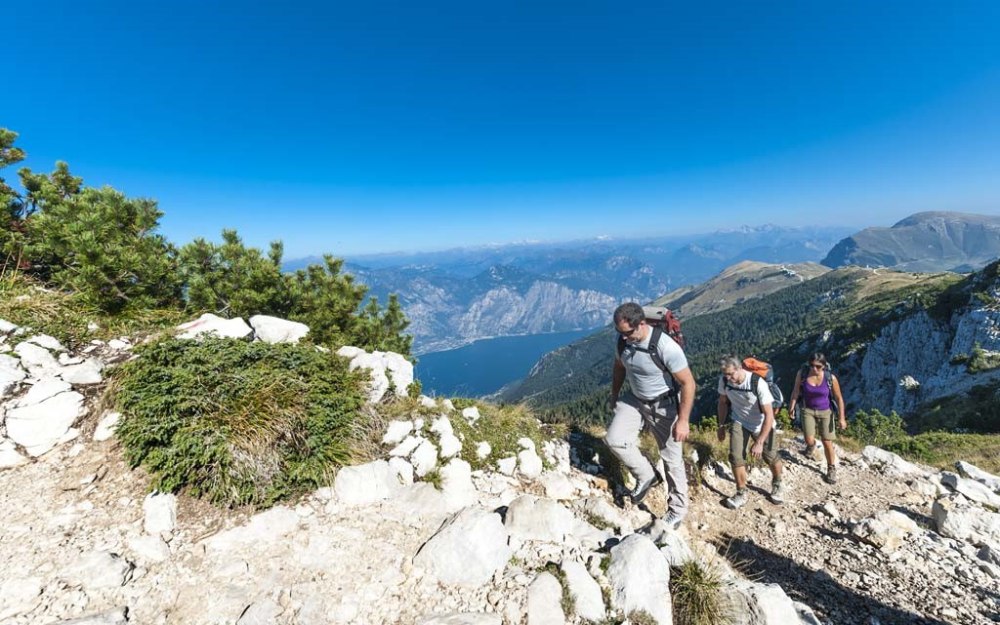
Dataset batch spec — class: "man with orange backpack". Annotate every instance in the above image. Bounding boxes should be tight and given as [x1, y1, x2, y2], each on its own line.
[716, 354, 785, 509]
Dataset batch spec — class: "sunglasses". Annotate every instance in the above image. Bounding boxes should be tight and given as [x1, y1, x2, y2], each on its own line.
[618, 326, 639, 338]
[809, 363, 824, 370]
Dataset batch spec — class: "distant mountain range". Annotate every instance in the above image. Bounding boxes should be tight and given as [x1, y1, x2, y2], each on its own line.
[822, 211, 1000, 272]
[287, 225, 853, 354]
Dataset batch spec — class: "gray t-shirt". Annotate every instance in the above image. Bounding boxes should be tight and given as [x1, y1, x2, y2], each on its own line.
[617, 329, 688, 401]
[718, 372, 774, 434]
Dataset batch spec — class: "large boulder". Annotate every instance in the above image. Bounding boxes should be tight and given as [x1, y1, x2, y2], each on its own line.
[607, 534, 672, 625]
[941, 471, 1000, 508]
[337, 347, 413, 403]
[334, 460, 401, 506]
[561, 559, 605, 622]
[526, 571, 565, 625]
[412, 507, 511, 586]
[727, 580, 802, 625]
[933, 492, 1000, 546]
[5, 390, 85, 456]
[249, 315, 310, 344]
[956, 461, 1000, 493]
[850, 510, 920, 552]
[862, 446, 923, 476]
[176, 313, 253, 340]
[143, 492, 178, 535]
[505, 495, 577, 543]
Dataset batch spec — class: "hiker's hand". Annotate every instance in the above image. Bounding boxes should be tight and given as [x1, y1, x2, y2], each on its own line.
[716, 425, 726, 442]
[751, 440, 764, 459]
[839, 417, 848, 431]
[673, 420, 689, 443]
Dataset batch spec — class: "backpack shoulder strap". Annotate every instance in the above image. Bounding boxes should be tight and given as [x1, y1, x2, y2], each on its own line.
[616, 335, 625, 359]
[750, 372, 765, 412]
[646, 326, 666, 372]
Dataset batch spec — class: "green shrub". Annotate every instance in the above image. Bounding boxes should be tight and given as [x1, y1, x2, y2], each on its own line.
[845, 408, 907, 447]
[968, 343, 1000, 373]
[450, 402, 552, 471]
[774, 407, 792, 431]
[112, 337, 367, 507]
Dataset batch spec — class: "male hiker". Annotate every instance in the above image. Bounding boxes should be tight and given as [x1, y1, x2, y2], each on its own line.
[606, 302, 696, 529]
[716, 354, 785, 508]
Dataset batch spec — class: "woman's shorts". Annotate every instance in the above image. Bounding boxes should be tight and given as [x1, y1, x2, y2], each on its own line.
[802, 408, 836, 441]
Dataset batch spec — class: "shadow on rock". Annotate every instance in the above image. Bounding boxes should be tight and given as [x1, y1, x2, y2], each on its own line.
[714, 533, 952, 625]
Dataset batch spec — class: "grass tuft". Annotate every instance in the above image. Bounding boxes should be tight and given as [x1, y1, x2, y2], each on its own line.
[670, 559, 731, 625]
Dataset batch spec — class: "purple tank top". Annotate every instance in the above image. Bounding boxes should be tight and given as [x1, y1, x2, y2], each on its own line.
[802, 377, 831, 410]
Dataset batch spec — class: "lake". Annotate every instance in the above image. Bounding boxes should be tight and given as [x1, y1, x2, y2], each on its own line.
[415, 328, 598, 398]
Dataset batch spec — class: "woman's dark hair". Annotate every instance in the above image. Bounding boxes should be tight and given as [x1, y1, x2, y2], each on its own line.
[808, 352, 828, 367]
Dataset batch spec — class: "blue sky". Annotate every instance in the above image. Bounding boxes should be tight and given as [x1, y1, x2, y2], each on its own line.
[5, 1, 1000, 257]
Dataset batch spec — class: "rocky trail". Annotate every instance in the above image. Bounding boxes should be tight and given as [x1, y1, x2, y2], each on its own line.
[1, 317, 999, 624]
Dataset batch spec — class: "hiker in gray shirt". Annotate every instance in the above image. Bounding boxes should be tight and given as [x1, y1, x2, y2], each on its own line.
[606, 302, 696, 529]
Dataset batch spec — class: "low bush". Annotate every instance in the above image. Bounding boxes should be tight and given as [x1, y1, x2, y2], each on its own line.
[845, 408, 907, 448]
[112, 337, 366, 507]
[670, 559, 732, 625]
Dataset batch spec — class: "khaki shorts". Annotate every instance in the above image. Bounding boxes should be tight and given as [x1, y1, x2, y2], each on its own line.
[802, 408, 836, 441]
[728, 420, 779, 468]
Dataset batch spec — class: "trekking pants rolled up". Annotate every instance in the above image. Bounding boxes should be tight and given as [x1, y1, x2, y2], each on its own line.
[605, 391, 688, 517]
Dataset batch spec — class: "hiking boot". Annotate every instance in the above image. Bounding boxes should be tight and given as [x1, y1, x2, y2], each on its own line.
[630, 473, 663, 505]
[770, 480, 786, 504]
[802, 444, 818, 460]
[662, 512, 685, 530]
[825, 465, 838, 484]
[724, 490, 748, 509]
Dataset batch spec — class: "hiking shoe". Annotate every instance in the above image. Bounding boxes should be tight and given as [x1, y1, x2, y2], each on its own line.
[771, 480, 786, 504]
[802, 444, 818, 460]
[630, 473, 663, 505]
[825, 465, 838, 484]
[724, 490, 748, 509]
[662, 512, 685, 530]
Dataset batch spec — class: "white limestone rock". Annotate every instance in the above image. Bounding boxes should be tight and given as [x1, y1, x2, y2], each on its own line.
[411, 439, 440, 477]
[956, 461, 1000, 492]
[850, 510, 919, 552]
[933, 492, 1000, 546]
[342, 350, 391, 403]
[517, 448, 544, 479]
[607, 534, 672, 625]
[505, 494, 577, 543]
[5, 390, 85, 456]
[249, 314, 310, 344]
[462, 406, 481, 425]
[430, 415, 454, 436]
[176, 313, 253, 340]
[61, 550, 133, 590]
[476, 441, 492, 460]
[941, 471, 1000, 508]
[0, 576, 42, 621]
[383, 350, 414, 394]
[335, 460, 401, 506]
[0, 438, 27, 469]
[335, 346, 364, 359]
[16, 377, 71, 407]
[390, 435, 423, 457]
[730, 581, 802, 625]
[526, 571, 565, 625]
[388, 457, 415, 485]
[439, 432, 463, 459]
[26, 334, 66, 352]
[496, 456, 517, 476]
[517, 437, 536, 452]
[442, 398, 455, 412]
[419, 395, 438, 409]
[416, 614, 502, 625]
[542, 439, 572, 474]
[383, 420, 414, 445]
[539, 471, 577, 500]
[412, 506, 511, 586]
[52, 607, 129, 624]
[108, 338, 131, 350]
[573, 497, 632, 533]
[143, 491, 178, 535]
[0, 353, 26, 398]
[0, 319, 17, 334]
[93, 411, 122, 442]
[238, 598, 283, 625]
[127, 534, 171, 563]
[561, 560, 605, 622]
[14, 341, 60, 375]
[60, 358, 104, 385]
[391, 482, 451, 519]
[203, 506, 300, 552]
[440, 458, 477, 511]
[862, 446, 924, 476]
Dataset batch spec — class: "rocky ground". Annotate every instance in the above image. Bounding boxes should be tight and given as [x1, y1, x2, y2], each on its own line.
[686, 437, 1000, 625]
[1, 318, 999, 625]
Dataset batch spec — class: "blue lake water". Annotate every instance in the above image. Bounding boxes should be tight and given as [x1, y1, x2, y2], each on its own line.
[415, 328, 598, 398]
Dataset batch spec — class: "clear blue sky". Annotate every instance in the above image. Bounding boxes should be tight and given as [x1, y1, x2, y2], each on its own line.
[5, 1, 1000, 257]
